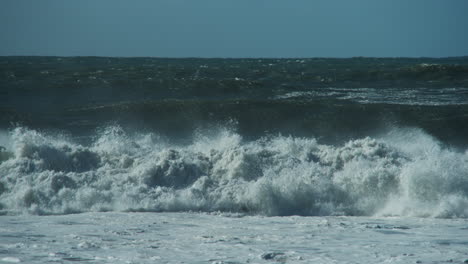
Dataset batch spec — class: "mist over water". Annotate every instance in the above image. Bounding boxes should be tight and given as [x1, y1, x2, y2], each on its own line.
[0, 125, 466, 218]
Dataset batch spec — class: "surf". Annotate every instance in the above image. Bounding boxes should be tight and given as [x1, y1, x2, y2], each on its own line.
[0, 125, 467, 218]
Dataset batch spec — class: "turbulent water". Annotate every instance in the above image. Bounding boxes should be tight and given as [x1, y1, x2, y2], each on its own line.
[1, 56, 468, 217]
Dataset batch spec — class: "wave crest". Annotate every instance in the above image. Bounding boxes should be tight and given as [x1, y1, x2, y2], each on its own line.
[0, 126, 467, 218]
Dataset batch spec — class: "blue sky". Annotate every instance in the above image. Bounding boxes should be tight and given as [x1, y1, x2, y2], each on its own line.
[1, 0, 468, 57]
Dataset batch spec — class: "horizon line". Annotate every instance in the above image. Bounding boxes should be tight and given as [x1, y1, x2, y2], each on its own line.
[1, 55, 468, 60]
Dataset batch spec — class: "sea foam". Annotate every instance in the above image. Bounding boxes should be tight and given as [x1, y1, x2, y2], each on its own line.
[0, 126, 467, 217]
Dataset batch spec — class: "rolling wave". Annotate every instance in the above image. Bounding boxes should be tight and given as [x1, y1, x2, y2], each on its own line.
[0, 126, 467, 217]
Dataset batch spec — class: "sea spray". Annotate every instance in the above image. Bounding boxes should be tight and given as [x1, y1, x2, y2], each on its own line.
[0, 126, 467, 217]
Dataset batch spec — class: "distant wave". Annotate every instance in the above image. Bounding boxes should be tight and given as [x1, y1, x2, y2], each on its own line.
[1, 126, 467, 218]
[274, 87, 468, 106]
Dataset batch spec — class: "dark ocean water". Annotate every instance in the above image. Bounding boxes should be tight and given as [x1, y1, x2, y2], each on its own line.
[1, 56, 468, 145]
[1, 56, 468, 217]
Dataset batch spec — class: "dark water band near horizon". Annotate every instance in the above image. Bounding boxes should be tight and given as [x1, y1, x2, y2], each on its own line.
[0, 56, 468, 217]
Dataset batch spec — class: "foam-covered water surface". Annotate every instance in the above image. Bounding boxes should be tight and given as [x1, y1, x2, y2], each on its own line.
[1, 212, 467, 263]
[1, 126, 467, 218]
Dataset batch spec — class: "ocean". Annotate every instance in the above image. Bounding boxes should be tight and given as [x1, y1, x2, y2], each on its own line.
[1, 56, 468, 263]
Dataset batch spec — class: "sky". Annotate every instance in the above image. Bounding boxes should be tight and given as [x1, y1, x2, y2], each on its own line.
[1, 0, 468, 58]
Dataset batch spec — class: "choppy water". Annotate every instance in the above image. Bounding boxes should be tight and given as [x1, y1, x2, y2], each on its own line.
[1, 56, 468, 217]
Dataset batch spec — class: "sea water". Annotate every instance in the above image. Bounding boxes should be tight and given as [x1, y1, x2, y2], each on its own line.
[1, 57, 468, 263]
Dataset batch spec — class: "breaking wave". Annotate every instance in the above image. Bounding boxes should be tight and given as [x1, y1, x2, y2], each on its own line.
[0, 126, 467, 218]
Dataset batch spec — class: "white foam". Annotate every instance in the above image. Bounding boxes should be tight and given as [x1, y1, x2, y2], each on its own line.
[1, 257, 21, 263]
[0, 126, 467, 218]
